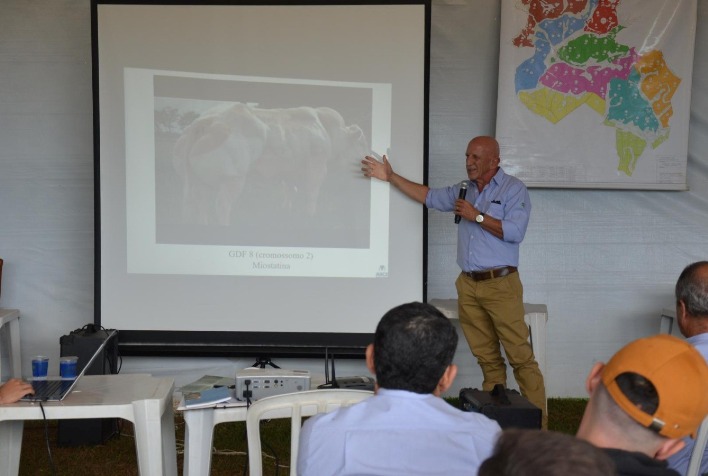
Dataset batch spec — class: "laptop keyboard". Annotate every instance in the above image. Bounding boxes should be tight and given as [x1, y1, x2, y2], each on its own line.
[27, 379, 74, 401]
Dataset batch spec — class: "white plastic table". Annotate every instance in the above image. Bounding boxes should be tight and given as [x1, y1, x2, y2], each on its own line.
[0, 374, 177, 476]
[0, 309, 21, 379]
[180, 398, 248, 476]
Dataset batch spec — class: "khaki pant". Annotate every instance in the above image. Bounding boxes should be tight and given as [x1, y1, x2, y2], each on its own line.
[455, 271, 547, 428]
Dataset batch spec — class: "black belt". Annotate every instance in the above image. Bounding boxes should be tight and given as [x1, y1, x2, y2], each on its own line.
[462, 266, 517, 282]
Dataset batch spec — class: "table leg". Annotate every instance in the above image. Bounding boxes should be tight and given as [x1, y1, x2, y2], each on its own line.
[183, 408, 218, 476]
[132, 398, 177, 476]
[8, 319, 21, 378]
[0, 420, 24, 476]
[161, 403, 178, 476]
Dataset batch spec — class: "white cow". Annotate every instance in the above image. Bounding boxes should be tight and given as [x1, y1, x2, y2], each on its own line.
[172, 102, 368, 225]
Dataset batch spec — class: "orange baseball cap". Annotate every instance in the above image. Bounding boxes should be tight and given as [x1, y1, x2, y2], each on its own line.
[601, 334, 708, 439]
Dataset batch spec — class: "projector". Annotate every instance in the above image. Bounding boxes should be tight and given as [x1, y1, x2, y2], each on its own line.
[235, 368, 311, 401]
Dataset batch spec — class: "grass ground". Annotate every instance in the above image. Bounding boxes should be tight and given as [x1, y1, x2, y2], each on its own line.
[18, 397, 588, 475]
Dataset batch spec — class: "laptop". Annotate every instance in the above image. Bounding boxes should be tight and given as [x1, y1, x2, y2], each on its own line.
[21, 329, 118, 402]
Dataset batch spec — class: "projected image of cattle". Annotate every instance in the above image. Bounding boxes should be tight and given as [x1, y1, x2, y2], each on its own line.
[172, 103, 367, 225]
[154, 98, 372, 248]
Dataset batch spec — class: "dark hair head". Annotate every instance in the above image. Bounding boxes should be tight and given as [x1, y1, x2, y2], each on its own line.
[479, 429, 617, 476]
[675, 261, 708, 317]
[373, 302, 457, 393]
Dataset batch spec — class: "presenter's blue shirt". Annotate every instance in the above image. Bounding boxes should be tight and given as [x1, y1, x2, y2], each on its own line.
[425, 167, 531, 271]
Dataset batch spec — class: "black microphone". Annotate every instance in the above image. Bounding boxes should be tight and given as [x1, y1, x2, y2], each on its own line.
[454, 181, 468, 224]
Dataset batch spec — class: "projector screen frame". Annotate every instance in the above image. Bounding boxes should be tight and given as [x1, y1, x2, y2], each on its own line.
[91, 0, 431, 358]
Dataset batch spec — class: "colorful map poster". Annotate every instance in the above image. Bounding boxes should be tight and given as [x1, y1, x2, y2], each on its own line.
[496, 0, 697, 189]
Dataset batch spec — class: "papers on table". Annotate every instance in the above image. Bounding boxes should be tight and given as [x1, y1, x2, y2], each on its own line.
[183, 386, 233, 409]
[178, 375, 247, 410]
[179, 375, 234, 394]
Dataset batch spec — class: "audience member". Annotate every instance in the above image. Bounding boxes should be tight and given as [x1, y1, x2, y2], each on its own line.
[668, 260, 708, 475]
[0, 378, 33, 404]
[576, 334, 708, 476]
[479, 428, 617, 476]
[296, 301, 501, 476]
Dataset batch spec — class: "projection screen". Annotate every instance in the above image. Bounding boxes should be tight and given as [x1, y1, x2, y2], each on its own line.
[92, 1, 430, 356]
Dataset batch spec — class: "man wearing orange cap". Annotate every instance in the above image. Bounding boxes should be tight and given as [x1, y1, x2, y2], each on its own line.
[576, 334, 708, 476]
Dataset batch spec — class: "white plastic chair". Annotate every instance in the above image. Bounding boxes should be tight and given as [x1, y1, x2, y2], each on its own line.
[246, 388, 374, 476]
[687, 415, 708, 476]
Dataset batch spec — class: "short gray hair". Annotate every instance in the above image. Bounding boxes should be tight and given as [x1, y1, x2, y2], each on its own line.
[675, 261, 708, 316]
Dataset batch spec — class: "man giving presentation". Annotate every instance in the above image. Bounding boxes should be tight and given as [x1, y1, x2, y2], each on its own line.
[362, 135, 546, 427]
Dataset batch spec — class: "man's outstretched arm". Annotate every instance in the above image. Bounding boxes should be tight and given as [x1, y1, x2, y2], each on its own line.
[361, 154, 429, 204]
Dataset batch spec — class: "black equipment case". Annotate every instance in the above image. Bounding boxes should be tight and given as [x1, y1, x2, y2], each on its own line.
[459, 384, 542, 429]
[57, 326, 119, 446]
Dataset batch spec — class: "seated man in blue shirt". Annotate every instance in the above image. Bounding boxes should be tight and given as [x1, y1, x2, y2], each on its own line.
[297, 301, 502, 476]
[668, 260, 708, 475]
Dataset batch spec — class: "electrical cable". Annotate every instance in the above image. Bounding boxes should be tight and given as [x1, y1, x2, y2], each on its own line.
[262, 437, 280, 476]
[39, 402, 57, 476]
[245, 380, 252, 409]
[241, 424, 249, 476]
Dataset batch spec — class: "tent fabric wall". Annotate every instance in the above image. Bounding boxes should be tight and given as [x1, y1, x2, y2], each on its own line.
[1, 0, 706, 397]
[428, 0, 708, 396]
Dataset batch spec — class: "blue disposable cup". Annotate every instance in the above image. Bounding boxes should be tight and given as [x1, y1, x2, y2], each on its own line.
[60, 356, 79, 380]
[32, 356, 49, 380]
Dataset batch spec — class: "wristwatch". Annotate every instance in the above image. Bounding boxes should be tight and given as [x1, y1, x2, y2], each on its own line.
[475, 213, 485, 223]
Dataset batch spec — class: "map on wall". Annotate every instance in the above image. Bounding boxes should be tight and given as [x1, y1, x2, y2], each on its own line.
[496, 0, 697, 189]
